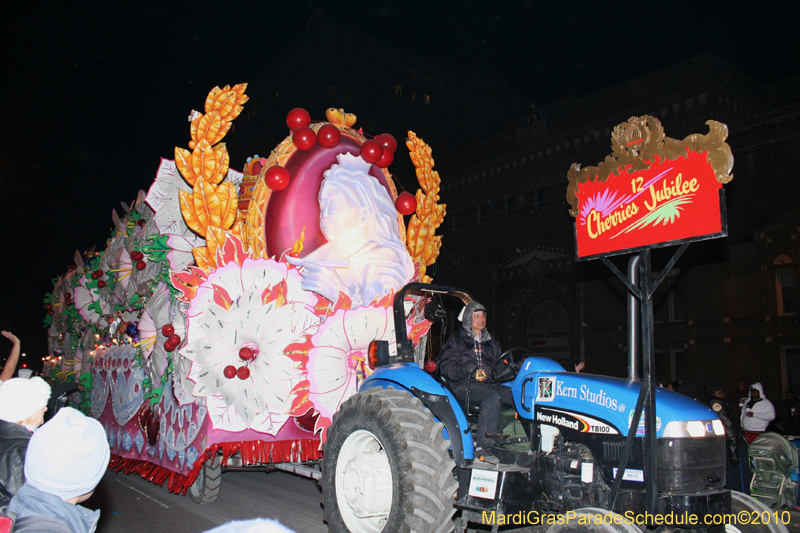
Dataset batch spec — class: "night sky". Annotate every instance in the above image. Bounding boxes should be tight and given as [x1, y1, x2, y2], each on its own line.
[0, 0, 796, 366]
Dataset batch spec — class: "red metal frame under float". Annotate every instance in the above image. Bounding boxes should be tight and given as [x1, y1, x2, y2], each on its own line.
[108, 438, 323, 495]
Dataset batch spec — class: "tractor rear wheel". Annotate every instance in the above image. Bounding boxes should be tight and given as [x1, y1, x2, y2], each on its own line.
[321, 387, 458, 533]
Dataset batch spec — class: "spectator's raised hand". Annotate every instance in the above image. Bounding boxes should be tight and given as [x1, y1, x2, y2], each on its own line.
[1, 331, 20, 345]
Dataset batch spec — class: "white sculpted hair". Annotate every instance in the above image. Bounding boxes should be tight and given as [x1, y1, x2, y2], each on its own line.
[321, 152, 404, 246]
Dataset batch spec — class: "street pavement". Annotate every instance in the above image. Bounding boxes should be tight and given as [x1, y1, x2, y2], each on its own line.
[86, 468, 327, 533]
[68, 468, 800, 532]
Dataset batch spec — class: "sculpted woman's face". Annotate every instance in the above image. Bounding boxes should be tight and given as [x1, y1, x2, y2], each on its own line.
[319, 181, 366, 245]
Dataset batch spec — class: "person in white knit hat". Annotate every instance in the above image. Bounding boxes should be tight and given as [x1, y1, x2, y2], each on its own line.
[9, 407, 110, 533]
[0, 376, 51, 497]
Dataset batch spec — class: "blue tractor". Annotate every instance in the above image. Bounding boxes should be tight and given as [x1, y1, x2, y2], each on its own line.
[320, 283, 786, 533]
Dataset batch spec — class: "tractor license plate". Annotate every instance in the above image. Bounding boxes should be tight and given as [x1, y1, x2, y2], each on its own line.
[468, 469, 499, 499]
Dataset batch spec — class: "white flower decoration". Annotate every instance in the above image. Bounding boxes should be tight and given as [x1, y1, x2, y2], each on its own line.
[181, 258, 320, 434]
[306, 305, 396, 436]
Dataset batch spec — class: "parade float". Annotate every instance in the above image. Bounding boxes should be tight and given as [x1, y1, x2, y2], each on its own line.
[43, 84, 446, 499]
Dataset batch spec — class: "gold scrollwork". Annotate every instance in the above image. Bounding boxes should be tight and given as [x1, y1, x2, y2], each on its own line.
[566, 115, 733, 217]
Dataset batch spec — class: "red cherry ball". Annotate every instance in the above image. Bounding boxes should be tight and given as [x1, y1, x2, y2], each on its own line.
[360, 140, 383, 164]
[168, 334, 181, 346]
[424, 360, 437, 373]
[395, 191, 417, 215]
[292, 127, 316, 151]
[286, 108, 311, 131]
[317, 124, 341, 149]
[136, 260, 146, 271]
[375, 133, 397, 153]
[223, 365, 237, 379]
[164, 342, 176, 353]
[161, 324, 175, 337]
[237, 366, 251, 380]
[131, 251, 144, 261]
[265, 165, 290, 191]
[97, 280, 106, 289]
[239, 346, 254, 361]
[376, 148, 394, 168]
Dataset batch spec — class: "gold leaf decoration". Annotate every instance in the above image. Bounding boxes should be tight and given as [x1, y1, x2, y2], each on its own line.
[405, 131, 446, 283]
[178, 190, 206, 237]
[566, 116, 733, 217]
[241, 178, 272, 258]
[176, 84, 249, 273]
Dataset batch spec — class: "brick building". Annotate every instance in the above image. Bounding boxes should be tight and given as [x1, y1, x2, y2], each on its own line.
[435, 53, 800, 399]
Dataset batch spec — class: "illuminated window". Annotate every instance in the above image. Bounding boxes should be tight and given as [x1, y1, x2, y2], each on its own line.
[395, 85, 403, 96]
[424, 94, 430, 105]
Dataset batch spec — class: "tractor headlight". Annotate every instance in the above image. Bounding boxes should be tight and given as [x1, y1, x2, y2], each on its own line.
[686, 421, 706, 437]
[662, 419, 723, 438]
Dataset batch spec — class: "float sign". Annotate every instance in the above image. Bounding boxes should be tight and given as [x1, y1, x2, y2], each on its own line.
[566, 116, 734, 260]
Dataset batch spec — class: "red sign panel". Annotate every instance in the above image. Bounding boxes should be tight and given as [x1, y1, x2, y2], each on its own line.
[574, 151, 723, 258]
[567, 116, 733, 260]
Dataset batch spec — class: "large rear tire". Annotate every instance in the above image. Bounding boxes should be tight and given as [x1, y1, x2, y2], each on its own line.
[188, 453, 222, 504]
[725, 491, 789, 533]
[321, 387, 458, 533]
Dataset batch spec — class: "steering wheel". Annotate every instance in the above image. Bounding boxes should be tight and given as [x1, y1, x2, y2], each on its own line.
[491, 347, 527, 383]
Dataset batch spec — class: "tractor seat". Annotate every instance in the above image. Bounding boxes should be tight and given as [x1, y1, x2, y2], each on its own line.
[435, 372, 481, 416]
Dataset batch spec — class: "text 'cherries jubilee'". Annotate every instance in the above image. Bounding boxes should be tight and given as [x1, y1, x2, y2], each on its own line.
[286, 108, 310, 131]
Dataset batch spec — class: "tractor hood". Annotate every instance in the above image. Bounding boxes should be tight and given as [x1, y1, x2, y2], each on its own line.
[511, 357, 718, 438]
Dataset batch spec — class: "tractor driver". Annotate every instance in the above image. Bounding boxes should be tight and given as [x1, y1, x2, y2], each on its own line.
[438, 301, 514, 450]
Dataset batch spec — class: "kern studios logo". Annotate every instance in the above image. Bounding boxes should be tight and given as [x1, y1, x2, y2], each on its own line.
[537, 376, 555, 402]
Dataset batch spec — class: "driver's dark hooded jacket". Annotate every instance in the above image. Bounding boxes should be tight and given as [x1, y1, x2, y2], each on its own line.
[438, 301, 502, 386]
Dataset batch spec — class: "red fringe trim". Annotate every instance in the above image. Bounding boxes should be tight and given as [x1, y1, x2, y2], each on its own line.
[107, 438, 323, 495]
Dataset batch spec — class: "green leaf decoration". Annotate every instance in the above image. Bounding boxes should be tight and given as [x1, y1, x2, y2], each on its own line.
[87, 301, 103, 316]
[127, 209, 143, 235]
[143, 234, 170, 263]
